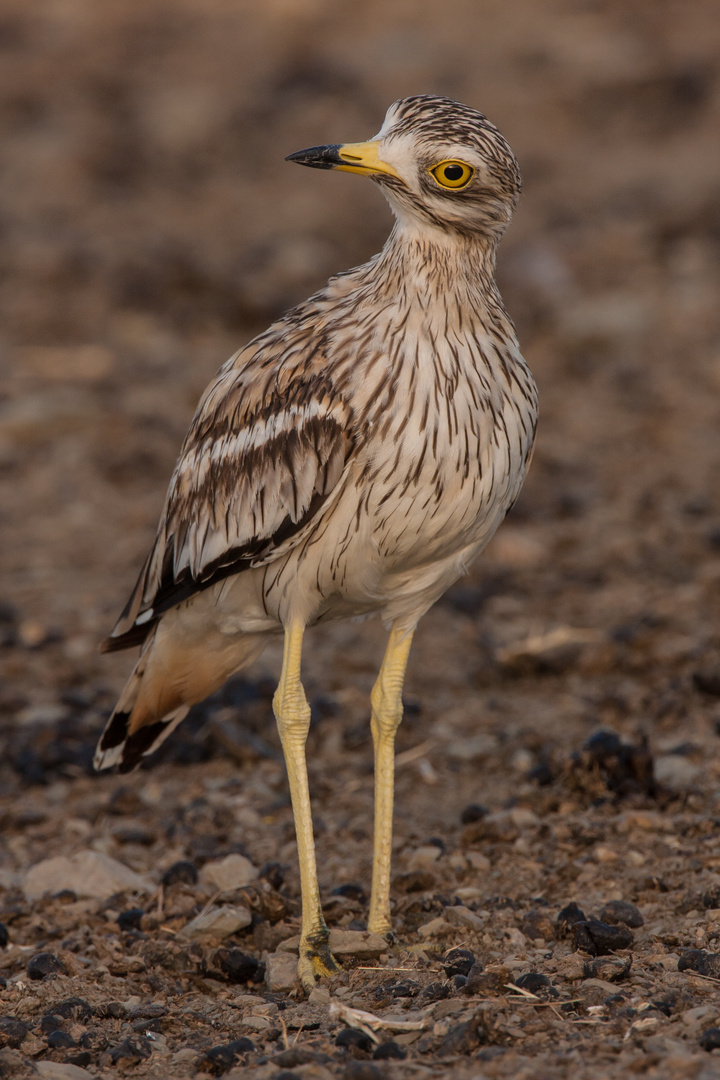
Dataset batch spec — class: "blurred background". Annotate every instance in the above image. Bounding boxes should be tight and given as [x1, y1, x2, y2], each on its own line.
[1, 0, 720, 740]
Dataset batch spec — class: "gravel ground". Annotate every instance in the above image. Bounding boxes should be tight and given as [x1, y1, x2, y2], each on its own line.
[2, 2, 720, 1078]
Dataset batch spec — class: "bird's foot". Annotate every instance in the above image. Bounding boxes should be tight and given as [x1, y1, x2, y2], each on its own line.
[298, 932, 341, 993]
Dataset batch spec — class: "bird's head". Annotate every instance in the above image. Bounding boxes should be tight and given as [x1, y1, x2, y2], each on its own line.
[287, 94, 521, 242]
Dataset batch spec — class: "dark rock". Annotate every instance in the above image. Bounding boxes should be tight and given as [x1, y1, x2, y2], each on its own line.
[117, 908, 145, 931]
[97, 1002, 124, 1019]
[161, 860, 198, 887]
[272, 1047, 321, 1068]
[343, 1063, 382, 1080]
[259, 862, 285, 889]
[522, 909, 556, 941]
[109, 1037, 152, 1063]
[574, 729, 655, 798]
[199, 1039, 254, 1073]
[443, 947, 476, 978]
[0, 925, 7, 949]
[335, 1028, 374, 1054]
[47, 1030, 76, 1049]
[0, 1020, 28, 1049]
[693, 669, 720, 697]
[392, 869, 437, 893]
[127, 1005, 168, 1020]
[373, 1040, 407, 1060]
[700, 1028, 720, 1052]
[583, 955, 633, 982]
[453, 974, 468, 990]
[40, 1016, 63, 1035]
[332, 883, 367, 904]
[678, 950, 720, 978]
[465, 962, 508, 996]
[68, 1052, 93, 1068]
[215, 947, 259, 984]
[599, 900, 644, 928]
[27, 952, 64, 979]
[132, 1018, 163, 1034]
[439, 1010, 492, 1055]
[556, 902, 586, 937]
[514, 972, 559, 999]
[573, 918, 633, 955]
[460, 803, 489, 825]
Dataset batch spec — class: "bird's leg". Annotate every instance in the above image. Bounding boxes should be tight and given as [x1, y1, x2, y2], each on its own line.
[367, 621, 415, 936]
[273, 621, 339, 991]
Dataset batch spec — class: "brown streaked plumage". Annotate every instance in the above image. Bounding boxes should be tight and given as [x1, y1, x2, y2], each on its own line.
[95, 95, 538, 990]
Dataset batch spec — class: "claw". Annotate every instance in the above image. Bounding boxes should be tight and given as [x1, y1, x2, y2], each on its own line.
[298, 932, 341, 992]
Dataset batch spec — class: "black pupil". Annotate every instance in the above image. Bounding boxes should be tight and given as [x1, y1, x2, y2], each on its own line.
[443, 164, 464, 182]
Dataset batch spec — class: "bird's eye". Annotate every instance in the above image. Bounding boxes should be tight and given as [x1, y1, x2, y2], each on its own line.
[430, 160, 474, 189]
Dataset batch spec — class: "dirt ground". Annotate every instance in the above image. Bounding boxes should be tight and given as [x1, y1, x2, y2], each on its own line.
[2, 1, 720, 1077]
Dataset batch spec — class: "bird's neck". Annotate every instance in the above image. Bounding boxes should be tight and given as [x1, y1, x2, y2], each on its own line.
[374, 221, 502, 309]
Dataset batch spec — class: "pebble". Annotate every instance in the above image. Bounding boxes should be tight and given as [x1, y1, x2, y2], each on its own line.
[417, 916, 452, 939]
[574, 918, 633, 955]
[161, 860, 198, 887]
[265, 951, 299, 992]
[582, 956, 632, 982]
[198, 1038, 254, 1072]
[117, 908, 145, 932]
[199, 853, 259, 892]
[460, 803, 488, 825]
[27, 952, 64, 980]
[178, 904, 252, 941]
[444, 905, 485, 932]
[599, 899, 644, 928]
[555, 902, 586, 937]
[0, 1019, 28, 1049]
[442, 948, 476, 978]
[24, 851, 152, 901]
[514, 972, 559, 999]
[678, 950, 720, 978]
[654, 754, 700, 791]
[406, 845, 442, 872]
[699, 1028, 720, 1052]
[215, 947, 259, 983]
[36, 1064, 97, 1080]
[0, 924, 8, 948]
[521, 909, 556, 941]
[46, 1030, 75, 1049]
[335, 1028, 374, 1053]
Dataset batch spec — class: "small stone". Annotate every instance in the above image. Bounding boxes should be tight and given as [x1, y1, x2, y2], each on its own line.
[117, 908, 145, 932]
[0, 1019, 28, 1049]
[373, 1040, 407, 1060]
[654, 755, 700, 791]
[460, 804, 488, 825]
[179, 904, 252, 941]
[108, 1037, 152, 1063]
[36, 1064, 96, 1080]
[464, 961, 510, 996]
[199, 853, 259, 893]
[199, 1038, 254, 1072]
[513, 972, 559, 999]
[272, 1047, 319, 1068]
[417, 916, 452, 939]
[438, 1011, 489, 1055]
[678, 950, 720, 978]
[335, 1028, 374, 1053]
[443, 948, 476, 978]
[583, 956, 633, 982]
[27, 952, 64, 979]
[574, 918, 633, 955]
[265, 951, 299, 992]
[332, 882, 367, 903]
[700, 1028, 720, 1052]
[406, 845, 442, 872]
[0, 924, 8, 948]
[521, 909, 556, 941]
[215, 947, 259, 983]
[556, 902, 586, 937]
[161, 860, 198, 887]
[444, 905, 484, 932]
[47, 1030, 76, 1049]
[24, 851, 152, 901]
[599, 900, 644, 928]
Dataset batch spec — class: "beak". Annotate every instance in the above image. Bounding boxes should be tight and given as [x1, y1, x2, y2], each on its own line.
[285, 139, 401, 180]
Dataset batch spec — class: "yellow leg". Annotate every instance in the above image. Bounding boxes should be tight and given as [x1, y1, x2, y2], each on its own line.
[367, 621, 415, 935]
[273, 621, 339, 991]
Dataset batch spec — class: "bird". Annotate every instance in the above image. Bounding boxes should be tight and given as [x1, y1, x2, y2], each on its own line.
[95, 94, 538, 991]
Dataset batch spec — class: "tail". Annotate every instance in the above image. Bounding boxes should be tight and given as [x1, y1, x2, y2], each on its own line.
[95, 613, 270, 774]
[94, 641, 190, 774]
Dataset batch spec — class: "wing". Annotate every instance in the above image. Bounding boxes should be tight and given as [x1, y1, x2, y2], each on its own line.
[102, 346, 354, 652]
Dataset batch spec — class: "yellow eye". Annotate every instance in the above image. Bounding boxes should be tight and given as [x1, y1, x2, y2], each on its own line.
[430, 159, 474, 189]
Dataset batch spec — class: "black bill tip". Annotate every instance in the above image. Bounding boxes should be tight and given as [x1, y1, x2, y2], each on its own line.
[285, 144, 343, 170]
